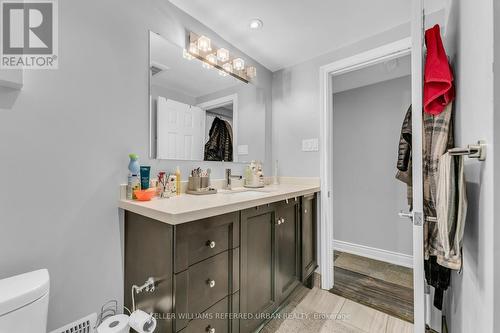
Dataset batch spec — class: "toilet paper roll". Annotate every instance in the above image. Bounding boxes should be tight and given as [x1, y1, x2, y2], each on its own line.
[129, 309, 157, 333]
[97, 314, 130, 333]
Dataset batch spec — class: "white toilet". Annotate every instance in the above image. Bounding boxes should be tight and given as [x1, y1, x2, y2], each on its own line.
[0, 269, 50, 333]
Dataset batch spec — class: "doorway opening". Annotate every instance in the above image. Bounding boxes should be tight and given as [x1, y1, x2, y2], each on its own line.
[319, 36, 426, 331]
[328, 54, 414, 322]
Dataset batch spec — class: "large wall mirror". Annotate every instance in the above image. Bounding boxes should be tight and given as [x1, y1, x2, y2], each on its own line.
[149, 31, 267, 163]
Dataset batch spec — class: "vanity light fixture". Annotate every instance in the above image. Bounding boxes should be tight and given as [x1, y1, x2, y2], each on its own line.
[187, 31, 255, 83]
[249, 18, 263, 30]
[246, 66, 257, 79]
[189, 42, 199, 55]
[197, 35, 212, 52]
[182, 49, 194, 60]
[233, 58, 245, 71]
[217, 48, 230, 62]
[206, 53, 217, 65]
[222, 63, 233, 73]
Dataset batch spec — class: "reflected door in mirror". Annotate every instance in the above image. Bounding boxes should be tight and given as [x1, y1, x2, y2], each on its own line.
[157, 97, 204, 160]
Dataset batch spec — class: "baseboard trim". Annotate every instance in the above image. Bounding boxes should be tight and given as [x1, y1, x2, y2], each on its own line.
[333, 240, 413, 268]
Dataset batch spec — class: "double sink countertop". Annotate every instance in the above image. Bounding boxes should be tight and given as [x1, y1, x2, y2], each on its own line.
[118, 177, 320, 225]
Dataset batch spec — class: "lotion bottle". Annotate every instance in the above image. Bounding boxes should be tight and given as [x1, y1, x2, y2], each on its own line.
[175, 166, 181, 195]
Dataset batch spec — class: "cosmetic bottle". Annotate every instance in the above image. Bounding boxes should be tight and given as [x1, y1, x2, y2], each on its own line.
[175, 166, 181, 195]
[127, 154, 140, 200]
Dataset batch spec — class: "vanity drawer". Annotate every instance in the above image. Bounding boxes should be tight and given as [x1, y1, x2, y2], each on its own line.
[183, 296, 229, 333]
[175, 212, 239, 273]
[175, 251, 231, 330]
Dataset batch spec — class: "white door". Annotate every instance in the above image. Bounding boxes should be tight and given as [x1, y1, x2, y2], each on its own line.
[157, 97, 204, 160]
[409, 0, 425, 331]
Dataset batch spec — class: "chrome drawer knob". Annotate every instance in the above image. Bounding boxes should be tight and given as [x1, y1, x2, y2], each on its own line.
[207, 240, 216, 249]
[207, 279, 216, 288]
[206, 326, 216, 333]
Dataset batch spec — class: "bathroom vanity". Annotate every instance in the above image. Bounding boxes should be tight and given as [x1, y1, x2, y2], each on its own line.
[119, 182, 319, 333]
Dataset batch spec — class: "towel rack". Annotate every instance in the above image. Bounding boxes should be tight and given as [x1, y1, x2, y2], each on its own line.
[448, 140, 486, 161]
[426, 216, 438, 223]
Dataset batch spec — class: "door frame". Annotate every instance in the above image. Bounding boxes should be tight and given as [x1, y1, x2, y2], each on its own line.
[319, 35, 424, 329]
[318, 36, 412, 290]
[197, 93, 239, 162]
[319, 2, 425, 328]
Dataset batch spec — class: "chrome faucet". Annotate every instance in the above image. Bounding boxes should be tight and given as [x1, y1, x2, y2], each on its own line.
[225, 168, 242, 190]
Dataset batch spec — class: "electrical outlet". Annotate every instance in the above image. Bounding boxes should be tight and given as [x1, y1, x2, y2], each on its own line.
[237, 145, 249, 155]
[302, 138, 319, 152]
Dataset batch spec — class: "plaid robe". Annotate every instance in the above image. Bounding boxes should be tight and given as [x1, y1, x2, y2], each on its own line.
[423, 102, 454, 259]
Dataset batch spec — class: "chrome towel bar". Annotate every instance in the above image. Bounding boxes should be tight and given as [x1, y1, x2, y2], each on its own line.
[448, 140, 486, 161]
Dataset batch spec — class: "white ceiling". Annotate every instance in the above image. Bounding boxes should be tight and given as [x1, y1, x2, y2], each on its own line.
[170, 0, 445, 71]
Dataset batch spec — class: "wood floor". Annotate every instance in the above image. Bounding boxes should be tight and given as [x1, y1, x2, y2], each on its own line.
[330, 252, 414, 323]
[261, 285, 414, 333]
[260, 252, 442, 332]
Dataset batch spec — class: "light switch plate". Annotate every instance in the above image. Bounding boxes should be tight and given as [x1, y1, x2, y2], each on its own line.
[237, 145, 249, 155]
[302, 138, 319, 152]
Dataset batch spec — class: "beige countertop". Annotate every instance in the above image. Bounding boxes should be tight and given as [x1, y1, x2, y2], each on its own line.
[119, 179, 320, 225]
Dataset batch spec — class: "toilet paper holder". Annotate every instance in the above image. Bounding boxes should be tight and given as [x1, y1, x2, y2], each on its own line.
[95, 277, 160, 333]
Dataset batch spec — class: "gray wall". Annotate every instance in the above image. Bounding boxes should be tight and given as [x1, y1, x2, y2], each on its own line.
[271, 23, 411, 177]
[443, 0, 496, 332]
[332, 76, 412, 255]
[271, 10, 444, 178]
[0, 0, 271, 330]
[494, 1, 500, 332]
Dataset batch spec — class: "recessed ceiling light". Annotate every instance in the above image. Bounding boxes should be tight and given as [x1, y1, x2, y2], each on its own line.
[249, 18, 263, 30]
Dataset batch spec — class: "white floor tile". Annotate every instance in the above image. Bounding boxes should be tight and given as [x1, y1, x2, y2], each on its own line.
[386, 316, 413, 333]
[340, 300, 388, 333]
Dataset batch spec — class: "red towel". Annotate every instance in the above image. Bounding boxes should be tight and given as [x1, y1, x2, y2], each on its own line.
[424, 25, 455, 115]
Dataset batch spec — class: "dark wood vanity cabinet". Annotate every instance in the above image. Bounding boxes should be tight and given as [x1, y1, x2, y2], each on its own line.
[124, 212, 174, 333]
[301, 194, 318, 281]
[275, 199, 301, 302]
[124, 194, 317, 333]
[240, 205, 278, 333]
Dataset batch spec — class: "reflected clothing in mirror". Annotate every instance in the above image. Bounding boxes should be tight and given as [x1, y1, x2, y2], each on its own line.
[204, 117, 233, 161]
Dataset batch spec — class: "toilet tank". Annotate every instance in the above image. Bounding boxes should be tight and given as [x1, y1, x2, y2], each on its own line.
[0, 269, 50, 333]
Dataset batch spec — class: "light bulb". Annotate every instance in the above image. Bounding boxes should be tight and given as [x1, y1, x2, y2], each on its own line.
[206, 53, 217, 65]
[202, 61, 213, 69]
[246, 66, 257, 78]
[222, 63, 233, 73]
[197, 35, 211, 52]
[189, 42, 199, 55]
[233, 58, 245, 71]
[216, 48, 229, 62]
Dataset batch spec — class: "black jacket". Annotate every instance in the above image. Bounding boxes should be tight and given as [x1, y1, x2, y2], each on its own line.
[204, 117, 233, 162]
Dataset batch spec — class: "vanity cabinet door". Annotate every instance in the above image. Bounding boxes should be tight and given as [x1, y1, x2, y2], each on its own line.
[301, 194, 318, 281]
[275, 199, 300, 302]
[124, 212, 173, 333]
[240, 205, 277, 333]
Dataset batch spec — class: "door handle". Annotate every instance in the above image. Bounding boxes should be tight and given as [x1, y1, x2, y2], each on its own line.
[398, 211, 423, 226]
[398, 211, 413, 220]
